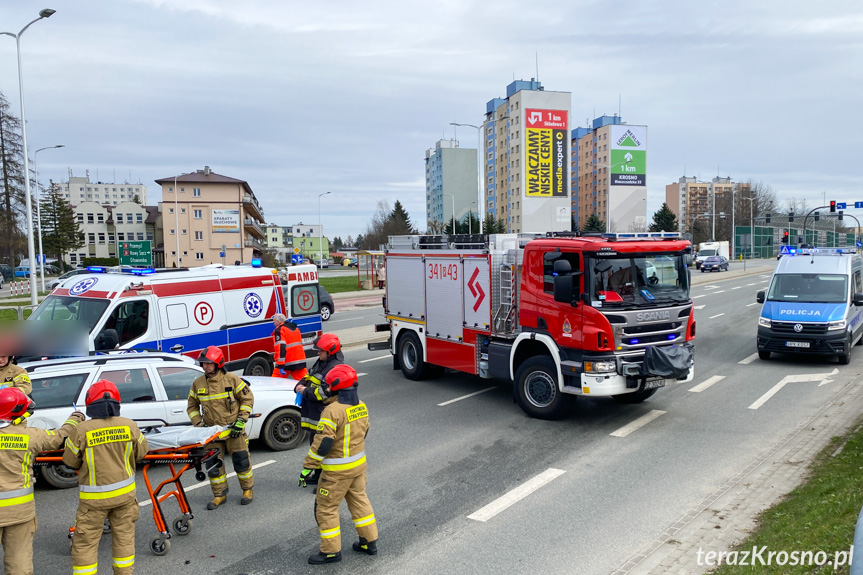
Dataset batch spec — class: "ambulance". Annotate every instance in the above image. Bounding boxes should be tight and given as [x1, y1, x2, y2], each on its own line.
[28, 262, 323, 375]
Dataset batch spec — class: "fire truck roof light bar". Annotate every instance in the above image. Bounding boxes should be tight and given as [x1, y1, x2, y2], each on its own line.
[601, 232, 682, 241]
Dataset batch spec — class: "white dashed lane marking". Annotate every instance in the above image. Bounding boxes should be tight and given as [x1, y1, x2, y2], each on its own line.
[467, 468, 566, 522]
[359, 355, 391, 363]
[709, 313, 725, 319]
[610, 410, 666, 438]
[689, 375, 725, 393]
[738, 352, 759, 365]
[438, 387, 496, 406]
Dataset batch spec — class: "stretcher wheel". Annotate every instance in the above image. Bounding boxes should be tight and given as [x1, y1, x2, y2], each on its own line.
[195, 471, 206, 482]
[172, 516, 193, 536]
[149, 535, 171, 556]
[103, 519, 111, 534]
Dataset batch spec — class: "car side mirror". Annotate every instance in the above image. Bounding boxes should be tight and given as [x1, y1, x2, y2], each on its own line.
[553, 276, 572, 303]
[853, 293, 863, 307]
[684, 254, 694, 266]
[756, 291, 765, 304]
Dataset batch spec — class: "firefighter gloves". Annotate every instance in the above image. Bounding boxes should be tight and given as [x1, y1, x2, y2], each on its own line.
[228, 419, 245, 438]
[299, 468, 314, 488]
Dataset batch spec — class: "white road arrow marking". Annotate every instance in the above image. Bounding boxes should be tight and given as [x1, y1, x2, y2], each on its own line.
[748, 369, 839, 410]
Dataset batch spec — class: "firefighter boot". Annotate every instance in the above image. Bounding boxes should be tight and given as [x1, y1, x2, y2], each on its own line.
[207, 491, 228, 510]
[352, 538, 378, 555]
[308, 551, 342, 565]
[241, 489, 254, 505]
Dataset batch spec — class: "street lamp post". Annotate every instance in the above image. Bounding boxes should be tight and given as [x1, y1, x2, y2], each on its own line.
[33, 144, 64, 291]
[740, 195, 756, 260]
[1, 8, 57, 305]
[318, 192, 331, 266]
[443, 193, 456, 234]
[450, 122, 483, 233]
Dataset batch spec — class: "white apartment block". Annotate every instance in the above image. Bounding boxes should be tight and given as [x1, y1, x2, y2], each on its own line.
[57, 176, 147, 206]
[67, 201, 159, 267]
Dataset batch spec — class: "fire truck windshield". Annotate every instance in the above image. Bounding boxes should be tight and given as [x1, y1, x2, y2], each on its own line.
[588, 254, 689, 308]
[30, 295, 111, 333]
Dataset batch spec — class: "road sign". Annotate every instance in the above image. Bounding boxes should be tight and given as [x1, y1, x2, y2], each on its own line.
[219, 252, 226, 257]
[837, 202, 847, 210]
[293, 247, 301, 255]
[119, 241, 152, 267]
[855, 202, 863, 209]
[291, 254, 303, 264]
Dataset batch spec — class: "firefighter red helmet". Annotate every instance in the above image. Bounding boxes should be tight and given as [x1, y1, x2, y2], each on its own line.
[325, 364, 357, 392]
[313, 334, 341, 355]
[198, 346, 225, 368]
[0, 387, 30, 421]
[85, 379, 121, 405]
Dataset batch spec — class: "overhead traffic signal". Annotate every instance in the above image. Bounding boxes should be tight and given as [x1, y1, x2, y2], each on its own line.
[839, 210, 844, 222]
[788, 212, 794, 222]
[814, 211, 820, 221]
[782, 231, 789, 244]
[765, 213, 771, 223]
[830, 200, 836, 213]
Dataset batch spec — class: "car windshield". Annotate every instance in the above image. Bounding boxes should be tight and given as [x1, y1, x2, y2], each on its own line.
[30, 296, 111, 333]
[705, 257, 721, 263]
[767, 273, 848, 304]
[699, 249, 717, 256]
[588, 254, 689, 308]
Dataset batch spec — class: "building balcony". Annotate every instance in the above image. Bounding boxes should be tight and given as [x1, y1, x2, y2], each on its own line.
[243, 218, 265, 239]
[242, 195, 264, 220]
[244, 237, 266, 250]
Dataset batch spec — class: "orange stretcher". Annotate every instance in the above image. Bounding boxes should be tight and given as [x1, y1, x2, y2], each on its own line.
[36, 425, 231, 556]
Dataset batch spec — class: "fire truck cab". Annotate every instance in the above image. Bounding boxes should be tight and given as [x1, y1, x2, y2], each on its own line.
[374, 232, 696, 419]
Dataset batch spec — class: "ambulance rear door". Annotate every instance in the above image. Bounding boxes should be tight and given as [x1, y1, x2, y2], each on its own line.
[284, 265, 323, 346]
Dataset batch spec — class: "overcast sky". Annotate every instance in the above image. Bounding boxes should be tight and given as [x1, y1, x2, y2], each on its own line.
[1, 0, 861, 240]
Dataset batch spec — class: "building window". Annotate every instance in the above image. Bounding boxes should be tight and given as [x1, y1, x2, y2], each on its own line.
[70, 254, 77, 263]
[194, 209, 202, 219]
[195, 231, 203, 240]
[193, 188, 201, 197]
[116, 214, 123, 223]
[146, 232, 153, 241]
[77, 214, 84, 223]
[181, 208, 186, 214]
[136, 233, 144, 241]
[137, 214, 143, 223]
[182, 229, 187, 235]
[108, 234, 115, 243]
[87, 214, 94, 223]
[97, 233, 105, 244]
[170, 229, 175, 235]
[117, 232, 124, 241]
[196, 253, 204, 261]
[180, 187, 185, 193]
[169, 208, 174, 214]
[88, 233, 95, 244]
[98, 213, 104, 223]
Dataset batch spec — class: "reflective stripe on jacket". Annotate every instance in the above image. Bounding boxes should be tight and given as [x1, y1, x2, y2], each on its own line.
[187, 370, 254, 427]
[304, 399, 370, 473]
[273, 324, 306, 371]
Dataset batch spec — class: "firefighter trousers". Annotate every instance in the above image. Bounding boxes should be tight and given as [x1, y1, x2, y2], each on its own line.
[207, 435, 254, 496]
[272, 367, 308, 380]
[0, 516, 37, 575]
[71, 499, 139, 575]
[314, 469, 377, 554]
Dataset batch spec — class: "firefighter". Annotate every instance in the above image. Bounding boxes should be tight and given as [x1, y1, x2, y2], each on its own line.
[271, 314, 308, 380]
[299, 365, 377, 565]
[187, 345, 255, 509]
[294, 333, 344, 487]
[0, 356, 31, 397]
[0, 388, 82, 575]
[63, 380, 148, 575]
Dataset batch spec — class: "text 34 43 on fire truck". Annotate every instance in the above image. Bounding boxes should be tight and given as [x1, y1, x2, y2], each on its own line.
[370, 232, 696, 420]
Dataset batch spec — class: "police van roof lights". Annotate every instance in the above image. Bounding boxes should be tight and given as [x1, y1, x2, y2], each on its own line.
[797, 247, 857, 255]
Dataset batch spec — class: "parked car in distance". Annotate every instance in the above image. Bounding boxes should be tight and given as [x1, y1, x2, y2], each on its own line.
[47, 268, 94, 290]
[22, 352, 306, 488]
[13, 266, 30, 278]
[0, 264, 13, 281]
[318, 285, 335, 321]
[43, 264, 60, 275]
[700, 255, 729, 272]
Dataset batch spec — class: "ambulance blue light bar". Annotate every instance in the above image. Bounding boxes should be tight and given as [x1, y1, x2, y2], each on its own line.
[129, 268, 155, 275]
[86, 266, 106, 273]
[251, 259, 262, 268]
[601, 232, 681, 240]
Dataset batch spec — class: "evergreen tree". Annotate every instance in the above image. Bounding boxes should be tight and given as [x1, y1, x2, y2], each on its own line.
[482, 214, 507, 234]
[39, 184, 83, 265]
[649, 203, 679, 232]
[388, 200, 416, 235]
[354, 234, 364, 248]
[0, 91, 27, 266]
[331, 236, 343, 250]
[583, 214, 605, 232]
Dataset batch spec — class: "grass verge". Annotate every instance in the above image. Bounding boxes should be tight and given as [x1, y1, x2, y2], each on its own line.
[711, 420, 863, 575]
[319, 275, 362, 294]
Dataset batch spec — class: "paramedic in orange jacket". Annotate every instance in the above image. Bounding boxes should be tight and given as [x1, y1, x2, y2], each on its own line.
[271, 314, 308, 380]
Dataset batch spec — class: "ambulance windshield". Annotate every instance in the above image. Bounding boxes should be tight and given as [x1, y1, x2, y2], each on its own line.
[589, 254, 689, 308]
[30, 295, 111, 333]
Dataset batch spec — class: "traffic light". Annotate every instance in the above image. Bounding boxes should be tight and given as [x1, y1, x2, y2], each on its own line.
[765, 213, 771, 224]
[839, 210, 844, 222]
[788, 212, 794, 222]
[830, 200, 836, 213]
[782, 231, 789, 244]
[814, 211, 820, 221]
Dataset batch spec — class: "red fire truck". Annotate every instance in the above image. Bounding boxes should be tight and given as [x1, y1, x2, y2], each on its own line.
[371, 232, 696, 419]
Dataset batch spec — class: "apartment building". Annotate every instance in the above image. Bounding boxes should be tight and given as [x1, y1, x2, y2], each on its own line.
[155, 166, 266, 267]
[665, 176, 750, 234]
[266, 224, 292, 248]
[424, 139, 477, 230]
[57, 176, 147, 206]
[484, 79, 571, 233]
[66, 201, 161, 267]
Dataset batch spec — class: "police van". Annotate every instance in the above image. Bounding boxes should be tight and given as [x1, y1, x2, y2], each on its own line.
[27, 262, 323, 375]
[756, 247, 863, 364]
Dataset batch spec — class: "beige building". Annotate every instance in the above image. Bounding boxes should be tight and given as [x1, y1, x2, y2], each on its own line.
[155, 166, 266, 267]
[665, 176, 750, 234]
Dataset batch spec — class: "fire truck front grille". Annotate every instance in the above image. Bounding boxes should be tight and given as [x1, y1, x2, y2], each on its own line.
[623, 322, 681, 335]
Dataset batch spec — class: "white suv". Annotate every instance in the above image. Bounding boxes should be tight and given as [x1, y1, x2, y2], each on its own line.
[22, 352, 305, 488]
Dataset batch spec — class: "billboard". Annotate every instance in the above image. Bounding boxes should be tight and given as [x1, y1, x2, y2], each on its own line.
[610, 125, 647, 186]
[212, 209, 240, 233]
[525, 109, 568, 198]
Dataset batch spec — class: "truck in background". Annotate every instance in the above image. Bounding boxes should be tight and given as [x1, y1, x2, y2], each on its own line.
[695, 241, 730, 269]
[371, 232, 696, 420]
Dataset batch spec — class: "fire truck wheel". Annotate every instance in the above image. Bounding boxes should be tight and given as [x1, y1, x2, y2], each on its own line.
[244, 356, 272, 376]
[398, 332, 431, 380]
[612, 387, 658, 404]
[515, 357, 570, 420]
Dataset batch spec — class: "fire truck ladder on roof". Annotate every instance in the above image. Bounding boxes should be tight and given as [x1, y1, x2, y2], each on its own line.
[493, 263, 517, 334]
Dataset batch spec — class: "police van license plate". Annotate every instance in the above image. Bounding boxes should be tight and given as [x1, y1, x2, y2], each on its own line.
[643, 379, 666, 390]
[785, 341, 810, 348]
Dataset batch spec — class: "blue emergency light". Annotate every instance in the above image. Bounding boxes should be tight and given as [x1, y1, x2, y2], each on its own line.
[251, 259, 262, 268]
[129, 268, 155, 275]
[86, 266, 106, 273]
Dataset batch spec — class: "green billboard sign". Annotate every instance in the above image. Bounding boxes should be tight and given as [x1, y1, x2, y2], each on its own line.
[119, 241, 152, 267]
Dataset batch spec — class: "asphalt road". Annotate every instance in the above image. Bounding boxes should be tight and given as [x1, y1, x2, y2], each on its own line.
[25, 262, 863, 575]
